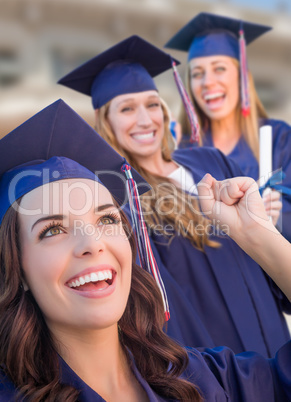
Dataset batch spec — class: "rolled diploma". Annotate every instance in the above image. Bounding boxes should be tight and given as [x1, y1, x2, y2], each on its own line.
[259, 125, 272, 188]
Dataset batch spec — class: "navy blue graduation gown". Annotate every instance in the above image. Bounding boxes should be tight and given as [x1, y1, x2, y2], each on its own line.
[179, 118, 291, 241]
[128, 147, 290, 358]
[0, 341, 291, 401]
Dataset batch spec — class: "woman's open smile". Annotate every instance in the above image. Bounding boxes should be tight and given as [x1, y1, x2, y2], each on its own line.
[66, 265, 117, 298]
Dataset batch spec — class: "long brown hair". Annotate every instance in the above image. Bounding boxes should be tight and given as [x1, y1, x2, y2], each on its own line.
[96, 98, 218, 251]
[179, 58, 268, 160]
[0, 203, 202, 401]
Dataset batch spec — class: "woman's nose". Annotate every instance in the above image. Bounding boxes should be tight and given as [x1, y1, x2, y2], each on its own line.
[136, 106, 152, 126]
[73, 226, 105, 257]
[202, 70, 215, 87]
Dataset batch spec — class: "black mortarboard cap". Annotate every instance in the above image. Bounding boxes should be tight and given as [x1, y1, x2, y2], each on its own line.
[58, 35, 180, 109]
[0, 99, 149, 222]
[165, 12, 272, 61]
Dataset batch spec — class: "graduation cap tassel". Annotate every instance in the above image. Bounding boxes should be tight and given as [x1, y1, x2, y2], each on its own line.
[239, 28, 250, 117]
[171, 60, 200, 143]
[121, 163, 170, 321]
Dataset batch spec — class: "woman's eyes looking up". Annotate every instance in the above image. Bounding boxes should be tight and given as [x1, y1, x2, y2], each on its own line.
[38, 212, 121, 240]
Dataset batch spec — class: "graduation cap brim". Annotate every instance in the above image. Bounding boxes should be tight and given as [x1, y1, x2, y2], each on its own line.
[0, 99, 149, 205]
[58, 35, 180, 97]
[164, 12, 272, 52]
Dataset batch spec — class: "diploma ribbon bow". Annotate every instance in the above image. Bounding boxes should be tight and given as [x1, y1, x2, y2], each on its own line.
[259, 170, 291, 197]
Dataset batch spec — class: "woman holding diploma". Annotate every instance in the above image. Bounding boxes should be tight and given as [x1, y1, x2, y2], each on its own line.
[58, 36, 291, 358]
[165, 12, 291, 241]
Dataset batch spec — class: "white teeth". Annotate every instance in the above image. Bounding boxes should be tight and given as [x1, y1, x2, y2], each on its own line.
[103, 271, 109, 280]
[68, 270, 113, 288]
[90, 272, 98, 282]
[204, 92, 224, 101]
[132, 132, 154, 140]
[97, 272, 105, 281]
[107, 270, 112, 280]
[79, 277, 85, 285]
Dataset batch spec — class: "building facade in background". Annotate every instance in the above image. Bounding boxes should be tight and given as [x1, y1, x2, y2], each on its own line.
[0, 0, 290, 136]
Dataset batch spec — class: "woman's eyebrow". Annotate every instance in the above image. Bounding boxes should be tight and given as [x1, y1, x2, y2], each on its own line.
[192, 60, 225, 70]
[116, 98, 135, 106]
[31, 215, 64, 232]
[94, 203, 116, 213]
[211, 60, 226, 65]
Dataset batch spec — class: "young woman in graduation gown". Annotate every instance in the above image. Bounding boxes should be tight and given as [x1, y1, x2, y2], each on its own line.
[0, 99, 291, 402]
[58, 35, 291, 358]
[165, 12, 291, 242]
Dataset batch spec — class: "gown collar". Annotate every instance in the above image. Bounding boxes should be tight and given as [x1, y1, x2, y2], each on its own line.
[203, 129, 258, 179]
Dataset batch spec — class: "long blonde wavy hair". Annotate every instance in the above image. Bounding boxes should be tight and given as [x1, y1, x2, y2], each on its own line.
[179, 58, 268, 160]
[95, 96, 218, 251]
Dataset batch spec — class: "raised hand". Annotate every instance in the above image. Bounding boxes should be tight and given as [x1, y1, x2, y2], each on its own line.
[197, 173, 273, 240]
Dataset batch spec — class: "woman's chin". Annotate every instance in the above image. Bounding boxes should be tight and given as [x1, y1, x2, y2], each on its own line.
[203, 107, 235, 122]
[74, 313, 124, 332]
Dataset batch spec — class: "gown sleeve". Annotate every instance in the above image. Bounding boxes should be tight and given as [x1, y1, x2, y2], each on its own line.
[184, 341, 291, 401]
